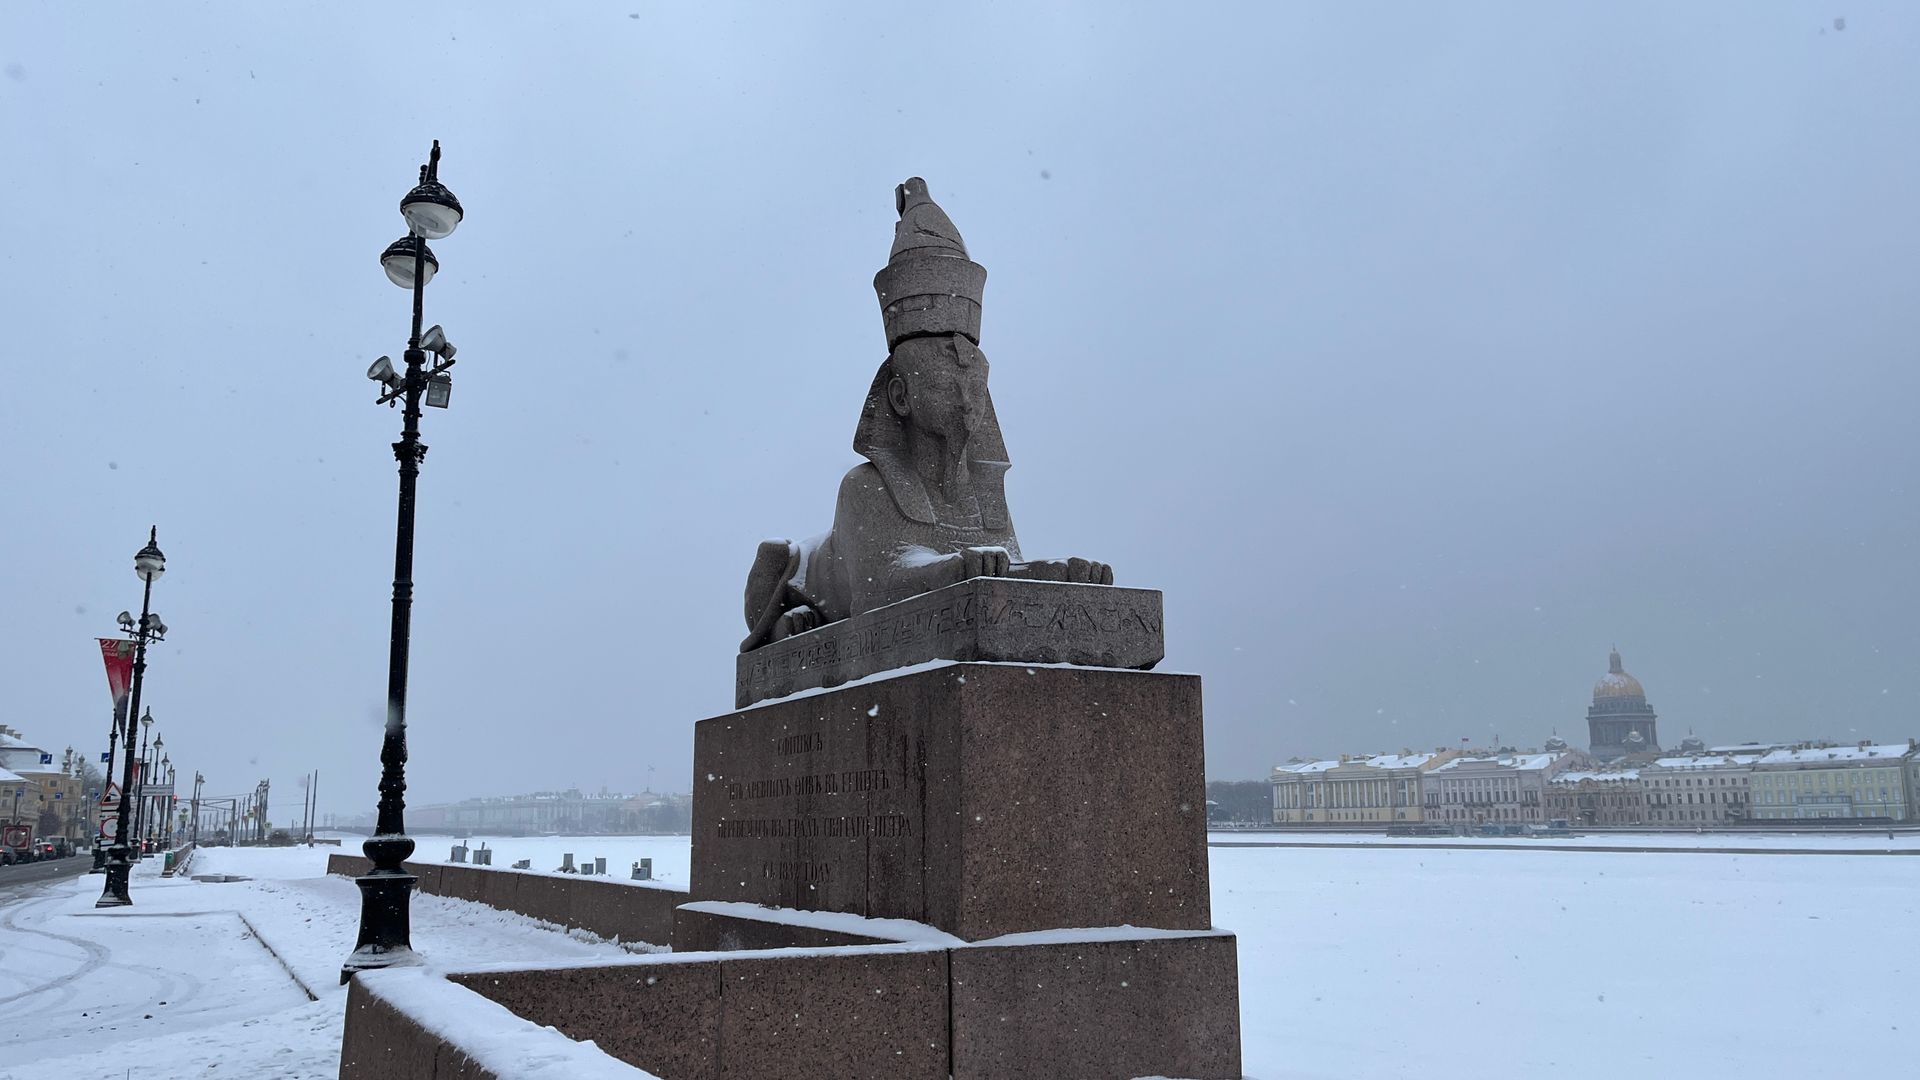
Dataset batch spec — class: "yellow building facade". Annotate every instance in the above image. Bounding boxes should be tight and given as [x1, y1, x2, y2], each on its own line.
[1749, 743, 1915, 822]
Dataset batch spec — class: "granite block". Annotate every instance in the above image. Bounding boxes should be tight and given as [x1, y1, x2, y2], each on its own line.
[943, 664, 1213, 938]
[716, 949, 948, 1079]
[568, 878, 680, 948]
[340, 978, 471, 1080]
[327, 853, 373, 878]
[949, 932, 1243, 1080]
[438, 863, 487, 905]
[672, 904, 899, 953]
[735, 577, 1163, 706]
[412, 862, 446, 895]
[513, 872, 573, 928]
[453, 961, 722, 1080]
[693, 663, 1210, 939]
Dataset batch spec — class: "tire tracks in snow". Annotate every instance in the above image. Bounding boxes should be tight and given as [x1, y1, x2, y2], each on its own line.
[0, 884, 111, 1008]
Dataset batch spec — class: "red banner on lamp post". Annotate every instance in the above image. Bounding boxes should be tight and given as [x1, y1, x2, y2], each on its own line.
[98, 638, 136, 723]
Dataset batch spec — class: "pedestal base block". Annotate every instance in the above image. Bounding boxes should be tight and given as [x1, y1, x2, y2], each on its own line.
[693, 662, 1211, 940]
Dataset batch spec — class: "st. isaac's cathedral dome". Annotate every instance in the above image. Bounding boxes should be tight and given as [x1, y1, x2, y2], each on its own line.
[1593, 648, 1647, 702]
[1586, 647, 1660, 762]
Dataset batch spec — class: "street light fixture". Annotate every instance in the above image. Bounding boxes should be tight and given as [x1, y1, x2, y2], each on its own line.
[344, 139, 466, 984]
[379, 236, 438, 289]
[419, 324, 456, 360]
[98, 527, 167, 908]
[400, 170, 464, 239]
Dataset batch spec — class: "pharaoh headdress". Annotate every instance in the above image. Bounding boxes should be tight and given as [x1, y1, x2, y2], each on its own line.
[855, 178, 1010, 529]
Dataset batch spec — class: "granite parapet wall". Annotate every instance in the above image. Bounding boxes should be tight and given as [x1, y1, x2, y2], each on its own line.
[342, 969, 656, 1080]
[448, 929, 1239, 1080]
[327, 853, 684, 948]
[451, 947, 950, 1080]
[341, 977, 504, 1080]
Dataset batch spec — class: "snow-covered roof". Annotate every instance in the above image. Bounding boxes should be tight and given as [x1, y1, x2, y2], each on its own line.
[0, 766, 26, 784]
[1431, 752, 1563, 774]
[0, 731, 42, 755]
[1364, 752, 1440, 770]
[1755, 744, 1913, 767]
[1273, 759, 1340, 776]
[1273, 752, 1445, 777]
[1648, 754, 1760, 770]
[1551, 769, 1640, 785]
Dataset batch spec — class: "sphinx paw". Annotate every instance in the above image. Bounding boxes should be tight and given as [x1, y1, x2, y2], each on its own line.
[1066, 557, 1113, 585]
[773, 605, 823, 641]
[961, 546, 1012, 579]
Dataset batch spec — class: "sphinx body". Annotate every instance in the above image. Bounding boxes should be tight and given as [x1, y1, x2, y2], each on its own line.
[741, 180, 1111, 652]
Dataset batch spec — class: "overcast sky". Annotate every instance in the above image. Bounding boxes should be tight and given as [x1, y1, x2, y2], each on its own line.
[3, 3, 1916, 819]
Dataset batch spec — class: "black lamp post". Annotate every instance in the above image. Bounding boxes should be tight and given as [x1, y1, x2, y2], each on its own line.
[148, 736, 164, 851]
[132, 715, 155, 857]
[343, 140, 464, 984]
[97, 528, 167, 908]
[93, 706, 125, 871]
[158, 755, 172, 848]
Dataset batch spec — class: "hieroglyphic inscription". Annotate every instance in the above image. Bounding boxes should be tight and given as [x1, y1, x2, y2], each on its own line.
[739, 590, 979, 690]
[982, 595, 1162, 636]
[735, 579, 1166, 707]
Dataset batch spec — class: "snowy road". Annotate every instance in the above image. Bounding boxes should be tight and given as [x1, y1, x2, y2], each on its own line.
[0, 847, 636, 1080]
[0, 856, 92, 898]
[0, 863, 313, 1070]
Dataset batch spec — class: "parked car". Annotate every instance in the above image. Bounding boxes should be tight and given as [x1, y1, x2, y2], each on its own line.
[0, 845, 14, 866]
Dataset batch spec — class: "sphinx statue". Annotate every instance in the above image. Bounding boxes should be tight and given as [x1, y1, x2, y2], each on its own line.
[741, 178, 1113, 652]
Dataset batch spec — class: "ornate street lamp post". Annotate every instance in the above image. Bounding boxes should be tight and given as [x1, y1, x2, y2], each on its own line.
[190, 771, 204, 845]
[159, 755, 173, 848]
[97, 528, 167, 907]
[148, 735, 164, 852]
[93, 706, 124, 871]
[343, 140, 465, 983]
[132, 715, 157, 857]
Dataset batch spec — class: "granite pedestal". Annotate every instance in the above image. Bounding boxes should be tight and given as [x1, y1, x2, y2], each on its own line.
[694, 660, 1210, 940]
